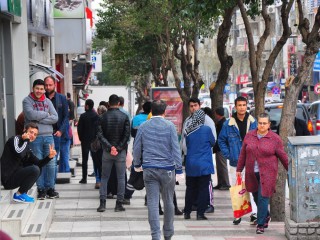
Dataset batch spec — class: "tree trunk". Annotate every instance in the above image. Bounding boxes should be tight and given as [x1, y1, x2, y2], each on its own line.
[210, 6, 236, 114]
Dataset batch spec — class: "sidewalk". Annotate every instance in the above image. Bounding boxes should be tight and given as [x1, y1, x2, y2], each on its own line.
[45, 146, 287, 240]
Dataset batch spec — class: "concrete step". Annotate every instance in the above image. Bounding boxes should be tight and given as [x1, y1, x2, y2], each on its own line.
[0, 189, 13, 221]
[56, 172, 71, 184]
[21, 200, 54, 240]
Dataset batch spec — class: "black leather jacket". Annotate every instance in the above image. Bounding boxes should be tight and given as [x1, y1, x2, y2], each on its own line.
[97, 108, 130, 152]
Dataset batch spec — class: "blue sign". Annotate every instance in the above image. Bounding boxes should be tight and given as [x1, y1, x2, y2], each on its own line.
[224, 84, 230, 94]
[313, 51, 320, 72]
[272, 86, 280, 94]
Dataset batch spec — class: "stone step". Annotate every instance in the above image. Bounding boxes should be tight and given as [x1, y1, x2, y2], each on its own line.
[21, 200, 54, 240]
[56, 172, 72, 184]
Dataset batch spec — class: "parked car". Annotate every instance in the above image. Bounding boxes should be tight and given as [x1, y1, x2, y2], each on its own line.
[250, 103, 313, 135]
[308, 100, 320, 135]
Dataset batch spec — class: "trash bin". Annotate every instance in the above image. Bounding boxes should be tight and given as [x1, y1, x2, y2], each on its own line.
[287, 136, 320, 223]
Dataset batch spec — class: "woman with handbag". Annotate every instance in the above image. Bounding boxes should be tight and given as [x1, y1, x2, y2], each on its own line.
[236, 112, 288, 234]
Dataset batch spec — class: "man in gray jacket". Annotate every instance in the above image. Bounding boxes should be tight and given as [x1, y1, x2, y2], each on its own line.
[23, 79, 58, 200]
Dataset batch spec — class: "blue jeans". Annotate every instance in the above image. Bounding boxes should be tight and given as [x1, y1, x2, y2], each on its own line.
[54, 136, 71, 173]
[30, 135, 56, 190]
[252, 172, 270, 226]
[144, 168, 175, 240]
[100, 149, 126, 201]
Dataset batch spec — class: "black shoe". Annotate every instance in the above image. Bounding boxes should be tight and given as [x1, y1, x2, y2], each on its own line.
[213, 184, 221, 190]
[175, 208, 183, 215]
[121, 198, 130, 205]
[219, 185, 231, 190]
[233, 218, 242, 225]
[197, 215, 208, 220]
[115, 201, 125, 212]
[97, 199, 106, 212]
[46, 188, 59, 199]
[88, 172, 95, 177]
[79, 179, 87, 184]
[205, 205, 215, 213]
[37, 190, 46, 200]
[184, 213, 191, 219]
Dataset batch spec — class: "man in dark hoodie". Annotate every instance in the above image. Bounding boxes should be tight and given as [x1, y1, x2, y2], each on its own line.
[23, 79, 58, 200]
[77, 99, 100, 184]
[1, 123, 56, 203]
[218, 96, 257, 225]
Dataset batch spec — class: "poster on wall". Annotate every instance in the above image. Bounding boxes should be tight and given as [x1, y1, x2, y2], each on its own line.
[53, 0, 84, 18]
[151, 88, 183, 135]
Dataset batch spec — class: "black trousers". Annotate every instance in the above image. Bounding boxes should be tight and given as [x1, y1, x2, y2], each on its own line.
[185, 174, 211, 216]
[81, 144, 99, 180]
[3, 165, 40, 194]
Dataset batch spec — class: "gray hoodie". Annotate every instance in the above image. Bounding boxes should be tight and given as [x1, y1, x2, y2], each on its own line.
[23, 92, 58, 136]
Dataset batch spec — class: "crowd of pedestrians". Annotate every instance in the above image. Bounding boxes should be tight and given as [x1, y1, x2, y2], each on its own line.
[0, 77, 289, 240]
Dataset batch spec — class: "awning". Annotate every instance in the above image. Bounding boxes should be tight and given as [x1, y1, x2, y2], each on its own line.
[29, 59, 64, 81]
[239, 87, 253, 94]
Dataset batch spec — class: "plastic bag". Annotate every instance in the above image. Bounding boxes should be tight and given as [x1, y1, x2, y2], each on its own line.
[229, 176, 252, 218]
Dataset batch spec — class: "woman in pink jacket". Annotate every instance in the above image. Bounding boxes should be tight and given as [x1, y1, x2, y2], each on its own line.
[236, 112, 288, 234]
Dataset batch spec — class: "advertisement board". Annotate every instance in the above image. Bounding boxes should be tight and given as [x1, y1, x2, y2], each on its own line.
[151, 88, 183, 134]
[53, 0, 85, 18]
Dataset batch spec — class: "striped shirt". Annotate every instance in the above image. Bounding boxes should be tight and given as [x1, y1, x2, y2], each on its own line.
[133, 116, 183, 174]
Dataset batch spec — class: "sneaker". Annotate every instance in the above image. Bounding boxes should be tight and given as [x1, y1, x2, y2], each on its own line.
[264, 216, 271, 228]
[121, 198, 131, 205]
[233, 218, 241, 225]
[46, 188, 59, 199]
[37, 190, 47, 200]
[256, 226, 264, 234]
[250, 213, 257, 225]
[213, 184, 221, 190]
[13, 193, 34, 203]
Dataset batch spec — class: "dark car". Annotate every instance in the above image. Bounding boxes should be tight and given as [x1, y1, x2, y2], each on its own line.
[308, 100, 320, 135]
[250, 103, 313, 135]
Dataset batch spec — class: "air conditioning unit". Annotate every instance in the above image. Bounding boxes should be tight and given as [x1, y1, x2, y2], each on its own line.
[268, 6, 275, 14]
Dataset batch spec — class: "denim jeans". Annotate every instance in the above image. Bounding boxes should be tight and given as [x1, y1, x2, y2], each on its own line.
[144, 168, 175, 240]
[252, 172, 270, 226]
[100, 149, 126, 201]
[30, 135, 56, 190]
[54, 136, 71, 173]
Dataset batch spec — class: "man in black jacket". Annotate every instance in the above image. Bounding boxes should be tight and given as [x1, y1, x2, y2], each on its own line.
[77, 99, 100, 184]
[97, 94, 130, 212]
[0, 122, 56, 203]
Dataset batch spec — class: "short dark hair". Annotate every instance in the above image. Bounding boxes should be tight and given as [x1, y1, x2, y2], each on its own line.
[44, 76, 55, 83]
[119, 96, 124, 106]
[109, 94, 120, 106]
[234, 96, 248, 105]
[67, 92, 71, 98]
[151, 100, 167, 116]
[85, 99, 94, 110]
[258, 112, 270, 122]
[24, 122, 39, 131]
[215, 107, 225, 117]
[202, 107, 214, 120]
[188, 97, 200, 106]
[142, 101, 152, 114]
[33, 79, 45, 88]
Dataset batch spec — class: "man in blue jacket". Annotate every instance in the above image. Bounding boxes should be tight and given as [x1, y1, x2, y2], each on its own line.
[218, 96, 257, 225]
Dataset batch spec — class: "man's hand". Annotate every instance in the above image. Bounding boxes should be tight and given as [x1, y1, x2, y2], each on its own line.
[110, 146, 118, 156]
[54, 131, 62, 137]
[22, 132, 30, 140]
[134, 166, 143, 172]
[48, 144, 57, 158]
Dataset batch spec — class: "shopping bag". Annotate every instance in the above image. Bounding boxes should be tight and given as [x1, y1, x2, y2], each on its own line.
[229, 176, 252, 218]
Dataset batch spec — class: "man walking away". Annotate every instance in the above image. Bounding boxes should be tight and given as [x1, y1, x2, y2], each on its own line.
[133, 100, 183, 240]
[213, 107, 231, 190]
[97, 94, 130, 212]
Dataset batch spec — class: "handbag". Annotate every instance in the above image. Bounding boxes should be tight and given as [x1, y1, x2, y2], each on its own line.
[229, 176, 252, 218]
[90, 136, 101, 152]
[127, 169, 144, 190]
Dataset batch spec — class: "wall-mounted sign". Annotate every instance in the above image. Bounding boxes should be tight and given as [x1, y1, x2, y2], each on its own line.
[53, 0, 85, 18]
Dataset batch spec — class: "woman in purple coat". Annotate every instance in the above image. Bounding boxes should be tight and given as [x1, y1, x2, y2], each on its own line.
[236, 113, 288, 234]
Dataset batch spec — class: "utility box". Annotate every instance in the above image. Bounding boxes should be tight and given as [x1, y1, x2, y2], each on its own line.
[287, 136, 320, 223]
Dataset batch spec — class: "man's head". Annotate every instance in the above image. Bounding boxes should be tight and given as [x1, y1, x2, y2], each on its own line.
[215, 107, 225, 119]
[109, 94, 120, 107]
[119, 96, 124, 107]
[188, 98, 201, 114]
[32, 79, 45, 99]
[234, 96, 248, 117]
[142, 101, 152, 114]
[23, 122, 39, 142]
[44, 76, 56, 95]
[67, 92, 71, 99]
[151, 100, 167, 116]
[85, 99, 94, 111]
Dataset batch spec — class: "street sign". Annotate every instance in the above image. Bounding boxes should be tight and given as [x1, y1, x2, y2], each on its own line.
[314, 83, 320, 95]
[313, 51, 320, 72]
[272, 86, 280, 94]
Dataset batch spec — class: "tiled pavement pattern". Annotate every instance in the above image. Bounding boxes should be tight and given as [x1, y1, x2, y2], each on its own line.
[45, 146, 287, 240]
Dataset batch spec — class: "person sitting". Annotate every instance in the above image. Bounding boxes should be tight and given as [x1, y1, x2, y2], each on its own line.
[0, 122, 56, 203]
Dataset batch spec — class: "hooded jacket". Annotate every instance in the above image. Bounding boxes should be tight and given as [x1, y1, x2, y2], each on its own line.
[23, 93, 58, 136]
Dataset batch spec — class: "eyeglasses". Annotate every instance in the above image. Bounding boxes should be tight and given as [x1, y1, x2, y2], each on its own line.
[258, 122, 269, 125]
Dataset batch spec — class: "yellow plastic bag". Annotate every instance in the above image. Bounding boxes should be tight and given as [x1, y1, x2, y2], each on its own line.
[229, 176, 252, 218]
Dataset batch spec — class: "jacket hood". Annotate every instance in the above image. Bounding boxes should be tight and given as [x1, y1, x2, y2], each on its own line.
[29, 92, 46, 102]
[229, 112, 255, 126]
